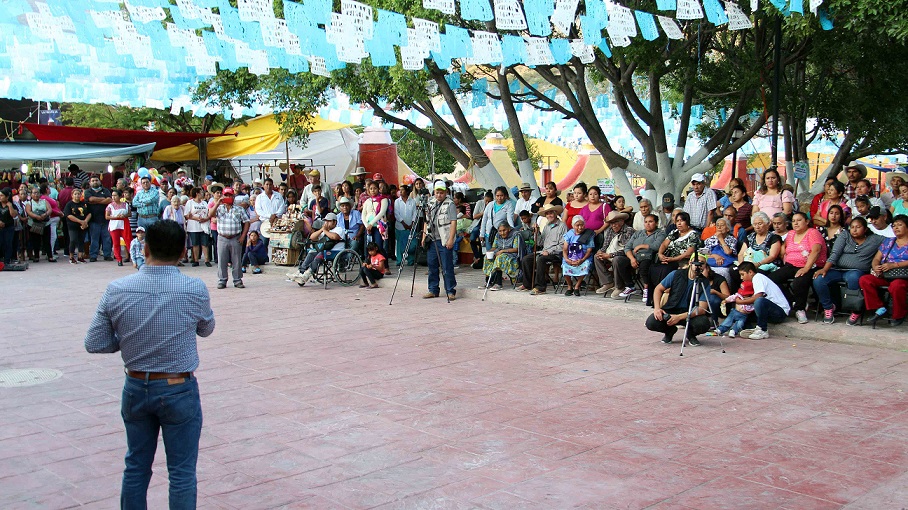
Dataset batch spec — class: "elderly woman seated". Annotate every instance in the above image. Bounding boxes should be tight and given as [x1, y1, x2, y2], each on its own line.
[812, 216, 883, 324]
[480, 223, 520, 291]
[702, 217, 738, 282]
[858, 214, 908, 327]
[562, 215, 595, 296]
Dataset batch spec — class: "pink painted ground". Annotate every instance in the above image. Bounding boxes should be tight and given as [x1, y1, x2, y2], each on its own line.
[1, 260, 908, 509]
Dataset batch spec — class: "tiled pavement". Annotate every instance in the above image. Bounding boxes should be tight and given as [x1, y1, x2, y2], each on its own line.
[2, 259, 908, 509]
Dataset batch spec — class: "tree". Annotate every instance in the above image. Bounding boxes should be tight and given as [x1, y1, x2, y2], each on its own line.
[391, 128, 457, 177]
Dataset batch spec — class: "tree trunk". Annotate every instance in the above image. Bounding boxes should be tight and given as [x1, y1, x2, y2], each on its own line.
[516, 159, 537, 191]
[473, 161, 508, 191]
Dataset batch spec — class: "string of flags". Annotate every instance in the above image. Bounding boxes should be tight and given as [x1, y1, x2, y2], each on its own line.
[0, 0, 831, 112]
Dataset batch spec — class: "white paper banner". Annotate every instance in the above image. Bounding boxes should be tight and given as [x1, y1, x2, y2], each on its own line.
[238, 0, 272, 22]
[309, 57, 330, 77]
[400, 44, 425, 70]
[607, 30, 631, 48]
[341, 0, 374, 40]
[725, 3, 753, 30]
[657, 16, 684, 39]
[493, 0, 528, 30]
[676, 0, 705, 20]
[752, 0, 759, 12]
[413, 18, 442, 54]
[423, 0, 456, 15]
[469, 31, 503, 64]
[525, 37, 555, 65]
[570, 40, 595, 64]
[550, 0, 580, 35]
[809, 0, 823, 14]
[608, 4, 638, 38]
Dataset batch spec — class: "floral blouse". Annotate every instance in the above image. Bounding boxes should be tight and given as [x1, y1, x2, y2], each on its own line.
[663, 229, 699, 258]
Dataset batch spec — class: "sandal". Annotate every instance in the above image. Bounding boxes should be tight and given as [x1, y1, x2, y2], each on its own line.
[530, 288, 546, 295]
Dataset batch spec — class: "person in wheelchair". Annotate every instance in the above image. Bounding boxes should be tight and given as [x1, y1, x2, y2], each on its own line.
[336, 197, 365, 253]
[288, 213, 344, 286]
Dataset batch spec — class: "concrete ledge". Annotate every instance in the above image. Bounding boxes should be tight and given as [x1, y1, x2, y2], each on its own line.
[452, 272, 907, 351]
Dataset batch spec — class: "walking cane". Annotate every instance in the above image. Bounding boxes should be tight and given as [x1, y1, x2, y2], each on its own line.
[530, 228, 539, 291]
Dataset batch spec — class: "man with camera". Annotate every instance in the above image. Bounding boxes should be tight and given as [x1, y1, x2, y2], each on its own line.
[422, 180, 458, 300]
[645, 260, 715, 345]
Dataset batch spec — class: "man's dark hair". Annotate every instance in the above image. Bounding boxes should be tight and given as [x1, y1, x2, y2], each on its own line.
[38, 177, 48, 185]
[312, 184, 322, 191]
[64, 177, 74, 186]
[738, 261, 757, 274]
[484, 190, 493, 199]
[264, 178, 274, 185]
[145, 220, 186, 262]
[454, 192, 465, 201]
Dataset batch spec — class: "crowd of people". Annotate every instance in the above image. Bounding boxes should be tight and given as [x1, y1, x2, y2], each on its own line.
[4, 160, 908, 343]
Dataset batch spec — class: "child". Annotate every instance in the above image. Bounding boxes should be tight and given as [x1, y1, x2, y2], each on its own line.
[713, 280, 755, 338]
[453, 205, 472, 267]
[308, 185, 330, 220]
[130, 226, 146, 270]
[359, 242, 387, 288]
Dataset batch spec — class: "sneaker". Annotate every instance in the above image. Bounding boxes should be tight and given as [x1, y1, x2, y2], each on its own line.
[661, 334, 673, 344]
[216, 282, 227, 289]
[705, 330, 719, 337]
[490, 284, 502, 291]
[749, 327, 769, 340]
[728, 330, 736, 338]
[618, 286, 636, 298]
[234, 282, 245, 288]
[301, 269, 312, 282]
[823, 307, 835, 325]
[103, 256, 114, 261]
[446, 294, 456, 301]
[687, 337, 702, 347]
[795, 310, 808, 324]
[423, 292, 438, 299]
[595, 283, 615, 294]
[242, 266, 247, 273]
[642, 289, 649, 303]
[846, 313, 861, 326]
[69, 257, 77, 264]
[89, 258, 97, 262]
[253, 267, 262, 274]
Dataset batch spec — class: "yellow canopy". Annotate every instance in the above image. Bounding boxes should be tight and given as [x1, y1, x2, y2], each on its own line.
[151, 114, 352, 162]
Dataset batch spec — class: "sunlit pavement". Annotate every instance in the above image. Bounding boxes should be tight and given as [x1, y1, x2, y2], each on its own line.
[2, 259, 908, 508]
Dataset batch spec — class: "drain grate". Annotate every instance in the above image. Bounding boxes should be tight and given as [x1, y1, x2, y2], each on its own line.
[0, 368, 63, 388]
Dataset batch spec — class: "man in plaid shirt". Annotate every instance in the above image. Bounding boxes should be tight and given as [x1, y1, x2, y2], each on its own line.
[208, 187, 249, 289]
[683, 173, 717, 230]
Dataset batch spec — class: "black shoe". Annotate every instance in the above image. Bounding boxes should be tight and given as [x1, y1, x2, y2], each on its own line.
[117, 261, 123, 267]
[104, 256, 114, 261]
[89, 258, 97, 262]
[217, 282, 226, 289]
[890, 318, 905, 327]
[565, 288, 574, 296]
[191, 261, 199, 267]
[661, 334, 674, 344]
[234, 282, 245, 288]
[687, 337, 702, 347]
[205, 261, 212, 267]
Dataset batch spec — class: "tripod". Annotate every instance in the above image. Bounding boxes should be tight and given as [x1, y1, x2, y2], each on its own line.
[679, 269, 725, 356]
[389, 196, 426, 305]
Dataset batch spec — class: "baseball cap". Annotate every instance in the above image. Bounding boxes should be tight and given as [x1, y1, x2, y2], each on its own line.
[433, 180, 447, 190]
[690, 173, 706, 183]
[662, 192, 675, 209]
[867, 206, 883, 219]
[337, 197, 352, 205]
[136, 226, 146, 232]
[223, 187, 235, 196]
[205, 175, 214, 181]
[308, 169, 321, 177]
[324, 212, 338, 221]
[373, 173, 384, 181]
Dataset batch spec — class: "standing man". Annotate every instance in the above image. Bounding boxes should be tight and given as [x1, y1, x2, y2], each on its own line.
[422, 180, 457, 300]
[518, 204, 568, 295]
[84, 175, 114, 261]
[683, 173, 717, 231]
[133, 175, 163, 231]
[84, 219, 215, 509]
[350, 167, 368, 193]
[394, 185, 417, 266]
[209, 187, 250, 289]
[253, 178, 286, 246]
[301, 169, 334, 210]
[843, 161, 868, 200]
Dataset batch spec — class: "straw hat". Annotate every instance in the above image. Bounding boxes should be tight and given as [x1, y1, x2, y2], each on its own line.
[887, 170, 908, 187]
[605, 211, 630, 223]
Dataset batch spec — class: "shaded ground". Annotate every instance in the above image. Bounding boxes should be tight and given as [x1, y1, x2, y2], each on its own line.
[1, 260, 907, 509]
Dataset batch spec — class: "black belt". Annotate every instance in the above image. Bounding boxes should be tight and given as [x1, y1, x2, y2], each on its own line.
[127, 370, 192, 382]
[139, 214, 158, 218]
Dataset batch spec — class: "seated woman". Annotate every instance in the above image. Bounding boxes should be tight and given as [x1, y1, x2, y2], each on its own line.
[614, 213, 665, 303]
[858, 214, 908, 327]
[768, 212, 827, 324]
[813, 216, 883, 324]
[739, 212, 783, 273]
[771, 212, 790, 239]
[818, 204, 847, 256]
[480, 223, 520, 291]
[702, 217, 738, 282]
[561, 216, 595, 296]
[814, 181, 851, 227]
[649, 211, 699, 304]
[242, 231, 268, 274]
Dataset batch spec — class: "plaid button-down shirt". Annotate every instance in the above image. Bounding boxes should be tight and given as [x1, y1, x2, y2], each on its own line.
[683, 188, 717, 229]
[84, 265, 215, 372]
[215, 204, 249, 236]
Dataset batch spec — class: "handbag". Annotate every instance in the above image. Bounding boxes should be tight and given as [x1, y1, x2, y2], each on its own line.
[29, 221, 46, 235]
[706, 243, 735, 267]
[840, 288, 865, 312]
[881, 242, 908, 280]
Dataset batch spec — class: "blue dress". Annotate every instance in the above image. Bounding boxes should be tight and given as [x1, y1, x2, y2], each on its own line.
[561, 229, 593, 277]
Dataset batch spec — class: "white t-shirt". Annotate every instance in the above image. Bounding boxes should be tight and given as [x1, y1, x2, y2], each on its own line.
[752, 273, 790, 315]
[869, 224, 896, 238]
[184, 200, 209, 233]
[105, 202, 128, 231]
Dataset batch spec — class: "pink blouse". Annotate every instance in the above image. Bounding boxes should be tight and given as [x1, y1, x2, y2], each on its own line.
[753, 190, 794, 217]
[784, 228, 826, 268]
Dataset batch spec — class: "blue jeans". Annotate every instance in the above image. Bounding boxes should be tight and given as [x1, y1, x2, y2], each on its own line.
[395, 228, 417, 265]
[136, 217, 158, 231]
[89, 221, 112, 259]
[812, 269, 864, 310]
[427, 239, 456, 296]
[753, 296, 788, 331]
[121, 375, 202, 510]
[719, 308, 750, 334]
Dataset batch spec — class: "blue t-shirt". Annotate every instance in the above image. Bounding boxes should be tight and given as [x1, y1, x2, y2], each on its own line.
[563, 230, 594, 261]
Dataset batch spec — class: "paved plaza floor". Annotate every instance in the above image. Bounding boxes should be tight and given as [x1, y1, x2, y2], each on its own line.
[2, 259, 908, 508]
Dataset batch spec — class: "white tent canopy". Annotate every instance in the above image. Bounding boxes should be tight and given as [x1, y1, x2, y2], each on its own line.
[229, 128, 359, 185]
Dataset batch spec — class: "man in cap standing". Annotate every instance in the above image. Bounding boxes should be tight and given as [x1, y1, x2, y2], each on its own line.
[208, 187, 250, 289]
[844, 161, 868, 200]
[683, 173, 717, 230]
[422, 180, 458, 300]
[301, 169, 334, 210]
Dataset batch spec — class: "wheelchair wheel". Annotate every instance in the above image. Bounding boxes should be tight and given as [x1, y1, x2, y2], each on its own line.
[333, 249, 362, 286]
[311, 262, 329, 284]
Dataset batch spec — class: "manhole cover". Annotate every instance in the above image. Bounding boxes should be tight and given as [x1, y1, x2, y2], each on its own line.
[0, 368, 63, 388]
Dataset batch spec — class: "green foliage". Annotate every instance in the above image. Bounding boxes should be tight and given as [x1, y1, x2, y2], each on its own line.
[60, 103, 238, 133]
[391, 128, 457, 177]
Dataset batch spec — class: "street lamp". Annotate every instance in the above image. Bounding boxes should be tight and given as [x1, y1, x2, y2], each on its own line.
[538, 156, 560, 187]
[731, 123, 745, 181]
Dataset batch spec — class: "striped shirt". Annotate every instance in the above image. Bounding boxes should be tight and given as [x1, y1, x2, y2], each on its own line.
[85, 265, 215, 372]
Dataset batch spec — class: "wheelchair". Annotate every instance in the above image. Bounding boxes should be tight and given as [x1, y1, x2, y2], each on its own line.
[296, 237, 362, 288]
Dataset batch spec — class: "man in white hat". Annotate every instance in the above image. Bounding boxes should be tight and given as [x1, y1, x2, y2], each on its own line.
[518, 204, 567, 295]
[513, 182, 540, 223]
[422, 180, 458, 300]
[882, 170, 908, 208]
[301, 169, 334, 210]
[350, 167, 368, 193]
[683, 173, 717, 230]
[593, 211, 635, 297]
[843, 161, 868, 200]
